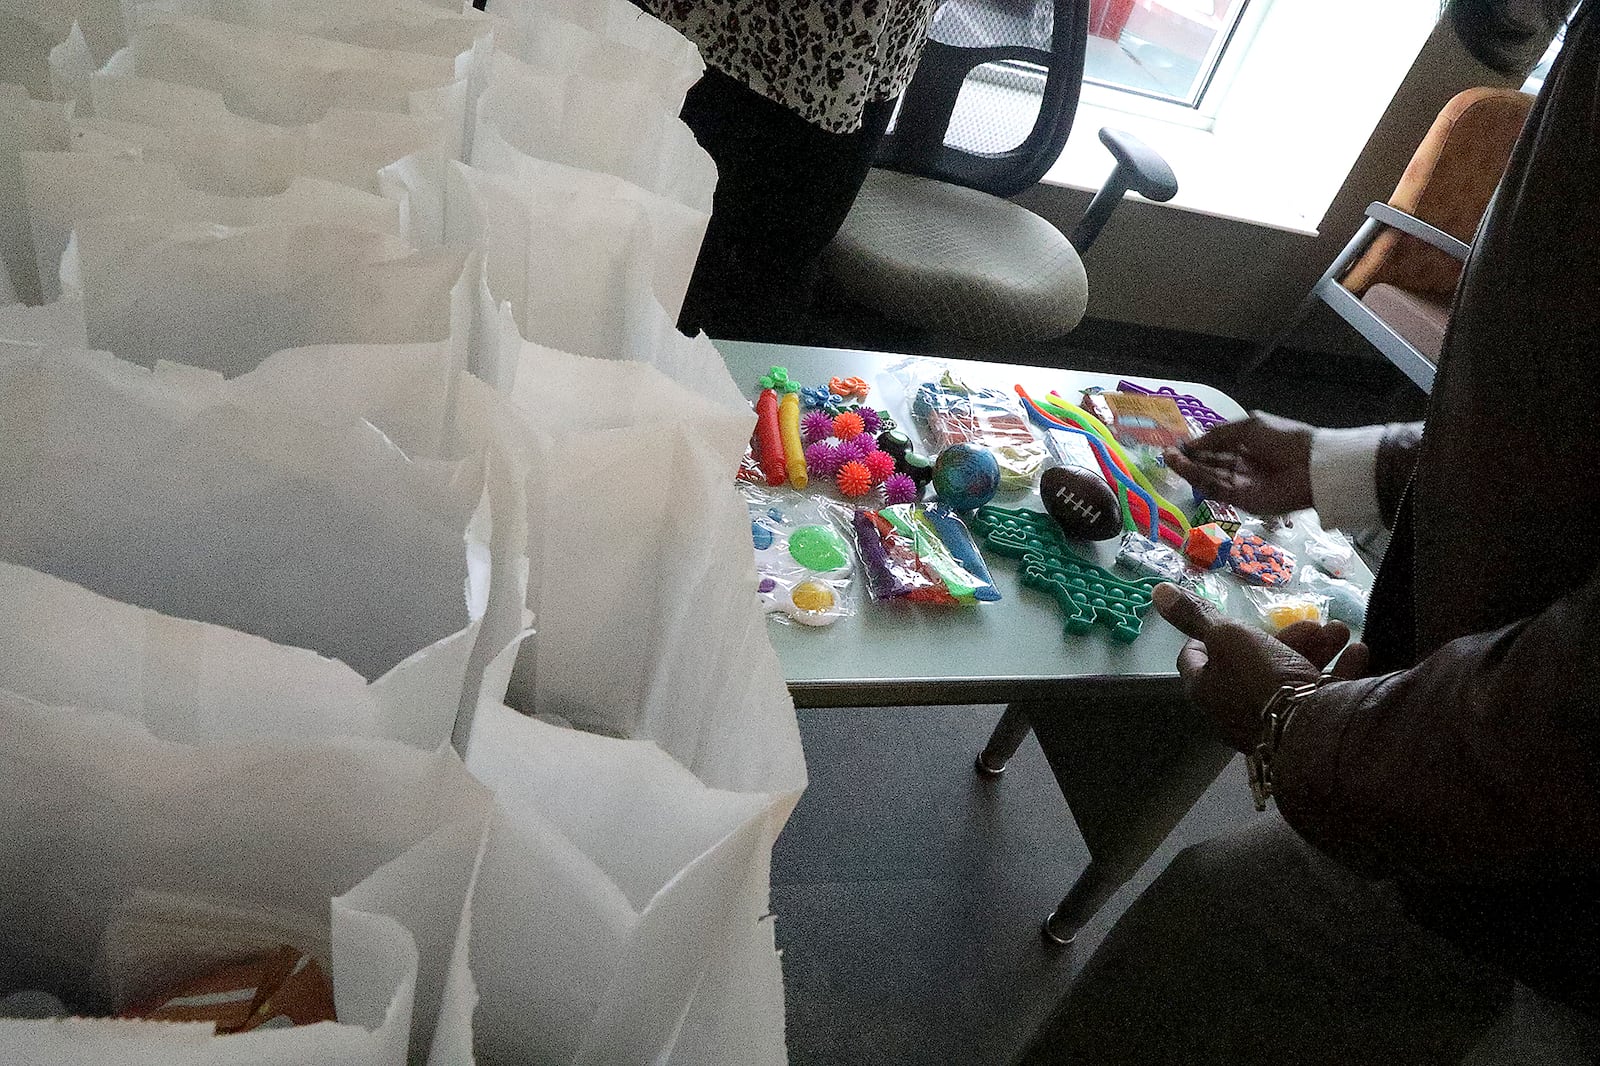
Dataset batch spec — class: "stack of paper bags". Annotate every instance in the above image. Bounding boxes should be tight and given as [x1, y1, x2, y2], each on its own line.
[0, 0, 807, 1061]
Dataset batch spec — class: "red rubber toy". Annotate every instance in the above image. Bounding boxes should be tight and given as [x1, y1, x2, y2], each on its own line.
[755, 388, 787, 486]
[863, 449, 898, 484]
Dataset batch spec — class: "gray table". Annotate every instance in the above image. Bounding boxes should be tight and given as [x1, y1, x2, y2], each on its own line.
[716, 339, 1373, 942]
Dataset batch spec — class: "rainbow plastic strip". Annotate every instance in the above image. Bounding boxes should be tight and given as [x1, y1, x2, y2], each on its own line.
[1018, 390, 1161, 541]
[1037, 391, 1192, 536]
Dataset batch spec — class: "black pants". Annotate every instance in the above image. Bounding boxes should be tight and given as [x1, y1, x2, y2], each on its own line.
[676, 67, 895, 341]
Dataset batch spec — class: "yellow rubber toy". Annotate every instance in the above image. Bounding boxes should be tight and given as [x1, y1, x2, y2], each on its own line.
[779, 391, 808, 489]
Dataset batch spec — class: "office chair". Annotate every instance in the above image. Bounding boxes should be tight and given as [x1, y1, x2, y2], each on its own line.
[1244, 87, 1534, 393]
[820, 0, 1178, 343]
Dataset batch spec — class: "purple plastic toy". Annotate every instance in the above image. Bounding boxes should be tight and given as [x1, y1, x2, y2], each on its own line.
[1116, 380, 1227, 431]
[805, 440, 844, 478]
[882, 473, 918, 505]
[858, 407, 883, 434]
[800, 409, 834, 445]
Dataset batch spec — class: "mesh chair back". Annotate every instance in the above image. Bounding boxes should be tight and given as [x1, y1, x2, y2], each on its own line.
[879, 0, 1088, 198]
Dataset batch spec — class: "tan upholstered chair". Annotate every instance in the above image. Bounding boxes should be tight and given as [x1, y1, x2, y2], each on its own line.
[1250, 87, 1534, 391]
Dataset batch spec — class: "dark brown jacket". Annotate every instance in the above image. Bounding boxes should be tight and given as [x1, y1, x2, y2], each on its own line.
[1275, 2, 1600, 1010]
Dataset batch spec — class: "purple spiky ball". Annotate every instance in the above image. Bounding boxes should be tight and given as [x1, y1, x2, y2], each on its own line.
[838, 434, 874, 461]
[882, 473, 918, 505]
[800, 409, 834, 445]
[858, 407, 883, 434]
[805, 440, 843, 478]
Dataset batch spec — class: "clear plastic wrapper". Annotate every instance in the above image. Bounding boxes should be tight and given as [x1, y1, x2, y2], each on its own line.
[1117, 531, 1191, 585]
[1305, 525, 1358, 579]
[1299, 566, 1369, 627]
[846, 503, 1000, 605]
[743, 486, 855, 626]
[892, 358, 1046, 490]
[1242, 586, 1329, 633]
[1226, 520, 1296, 587]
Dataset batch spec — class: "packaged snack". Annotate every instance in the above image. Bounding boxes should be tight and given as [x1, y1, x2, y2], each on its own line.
[893, 360, 1046, 490]
[117, 945, 335, 1033]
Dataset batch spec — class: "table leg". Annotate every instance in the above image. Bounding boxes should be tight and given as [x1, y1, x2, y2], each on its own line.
[974, 702, 1033, 777]
[1026, 685, 1235, 947]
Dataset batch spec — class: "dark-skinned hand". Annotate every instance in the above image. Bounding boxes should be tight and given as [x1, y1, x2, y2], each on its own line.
[1162, 412, 1316, 516]
[1153, 582, 1371, 751]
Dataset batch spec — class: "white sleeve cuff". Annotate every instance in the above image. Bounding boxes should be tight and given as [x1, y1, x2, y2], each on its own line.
[1308, 426, 1388, 532]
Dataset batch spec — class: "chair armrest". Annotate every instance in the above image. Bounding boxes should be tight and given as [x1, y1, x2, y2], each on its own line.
[1365, 202, 1471, 261]
[1069, 129, 1179, 253]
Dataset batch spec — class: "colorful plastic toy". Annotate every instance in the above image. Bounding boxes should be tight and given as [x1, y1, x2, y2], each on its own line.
[922, 505, 1002, 602]
[754, 388, 786, 486]
[1116, 380, 1227, 432]
[969, 506, 1162, 642]
[877, 430, 912, 460]
[805, 440, 843, 478]
[778, 391, 808, 489]
[838, 434, 875, 462]
[858, 407, 883, 434]
[789, 524, 851, 571]
[1227, 533, 1294, 586]
[799, 384, 832, 409]
[933, 443, 1001, 511]
[759, 366, 799, 394]
[832, 410, 866, 440]
[1195, 499, 1243, 534]
[830, 375, 870, 399]
[903, 451, 935, 491]
[864, 449, 897, 483]
[1016, 387, 1162, 541]
[801, 409, 835, 445]
[882, 473, 918, 505]
[837, 460, 873, 497]
[1184, 523, 1232, 570]
[880, 506, 999, 602]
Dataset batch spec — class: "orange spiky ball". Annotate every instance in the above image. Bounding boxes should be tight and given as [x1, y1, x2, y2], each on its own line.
[831, 411, 865, 440]
[836, 460, 872, 497]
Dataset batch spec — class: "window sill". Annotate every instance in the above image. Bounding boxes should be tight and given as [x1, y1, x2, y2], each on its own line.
[1039, 101, 1321, 237]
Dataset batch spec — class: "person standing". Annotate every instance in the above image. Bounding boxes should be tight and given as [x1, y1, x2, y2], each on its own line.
[631, 1, 940, 339]
[1017, 0, 1599, 1060]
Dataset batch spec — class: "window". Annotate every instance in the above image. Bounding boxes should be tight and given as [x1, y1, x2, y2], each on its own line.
[1084, 0, 1258, 107]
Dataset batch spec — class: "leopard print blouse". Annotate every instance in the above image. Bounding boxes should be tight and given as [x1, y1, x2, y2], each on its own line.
[637, 1, 940, 133]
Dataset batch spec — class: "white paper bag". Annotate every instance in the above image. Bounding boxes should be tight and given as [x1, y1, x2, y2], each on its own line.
[0, 346, 512, 750]
[0, 296, 86, 346]
[65, 216, 471, 376]
[475, 48, 715, 209]
[464, 703, 795, 1066]
[0, 84, 67, 304]
[0, 692, 492, 1066]
[464, 131, 709, 322]
[489, 0, 703, 113]
[105, 17, 470, 126]
[81, 72, 461, 195]
[23, 151, 404, 301]
[132, 0, 497, 60]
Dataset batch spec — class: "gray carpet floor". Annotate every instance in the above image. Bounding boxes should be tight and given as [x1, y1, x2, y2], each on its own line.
[766, 317, 1419, 1065]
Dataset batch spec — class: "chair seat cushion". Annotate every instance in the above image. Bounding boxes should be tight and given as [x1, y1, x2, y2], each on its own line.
[822, 168, 1088, 343]
[1360, 282, 1450, 361]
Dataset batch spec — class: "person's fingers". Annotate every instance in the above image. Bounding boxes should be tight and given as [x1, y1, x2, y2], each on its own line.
[1331, 641, 1371, 680]
[1180, 417, 1258, 457]
[1162, 450, 1226, 495]
[1276, 620, 1352, 670]
[1153, 582, 1226, 640]
[1176, 637, 1208, 696]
